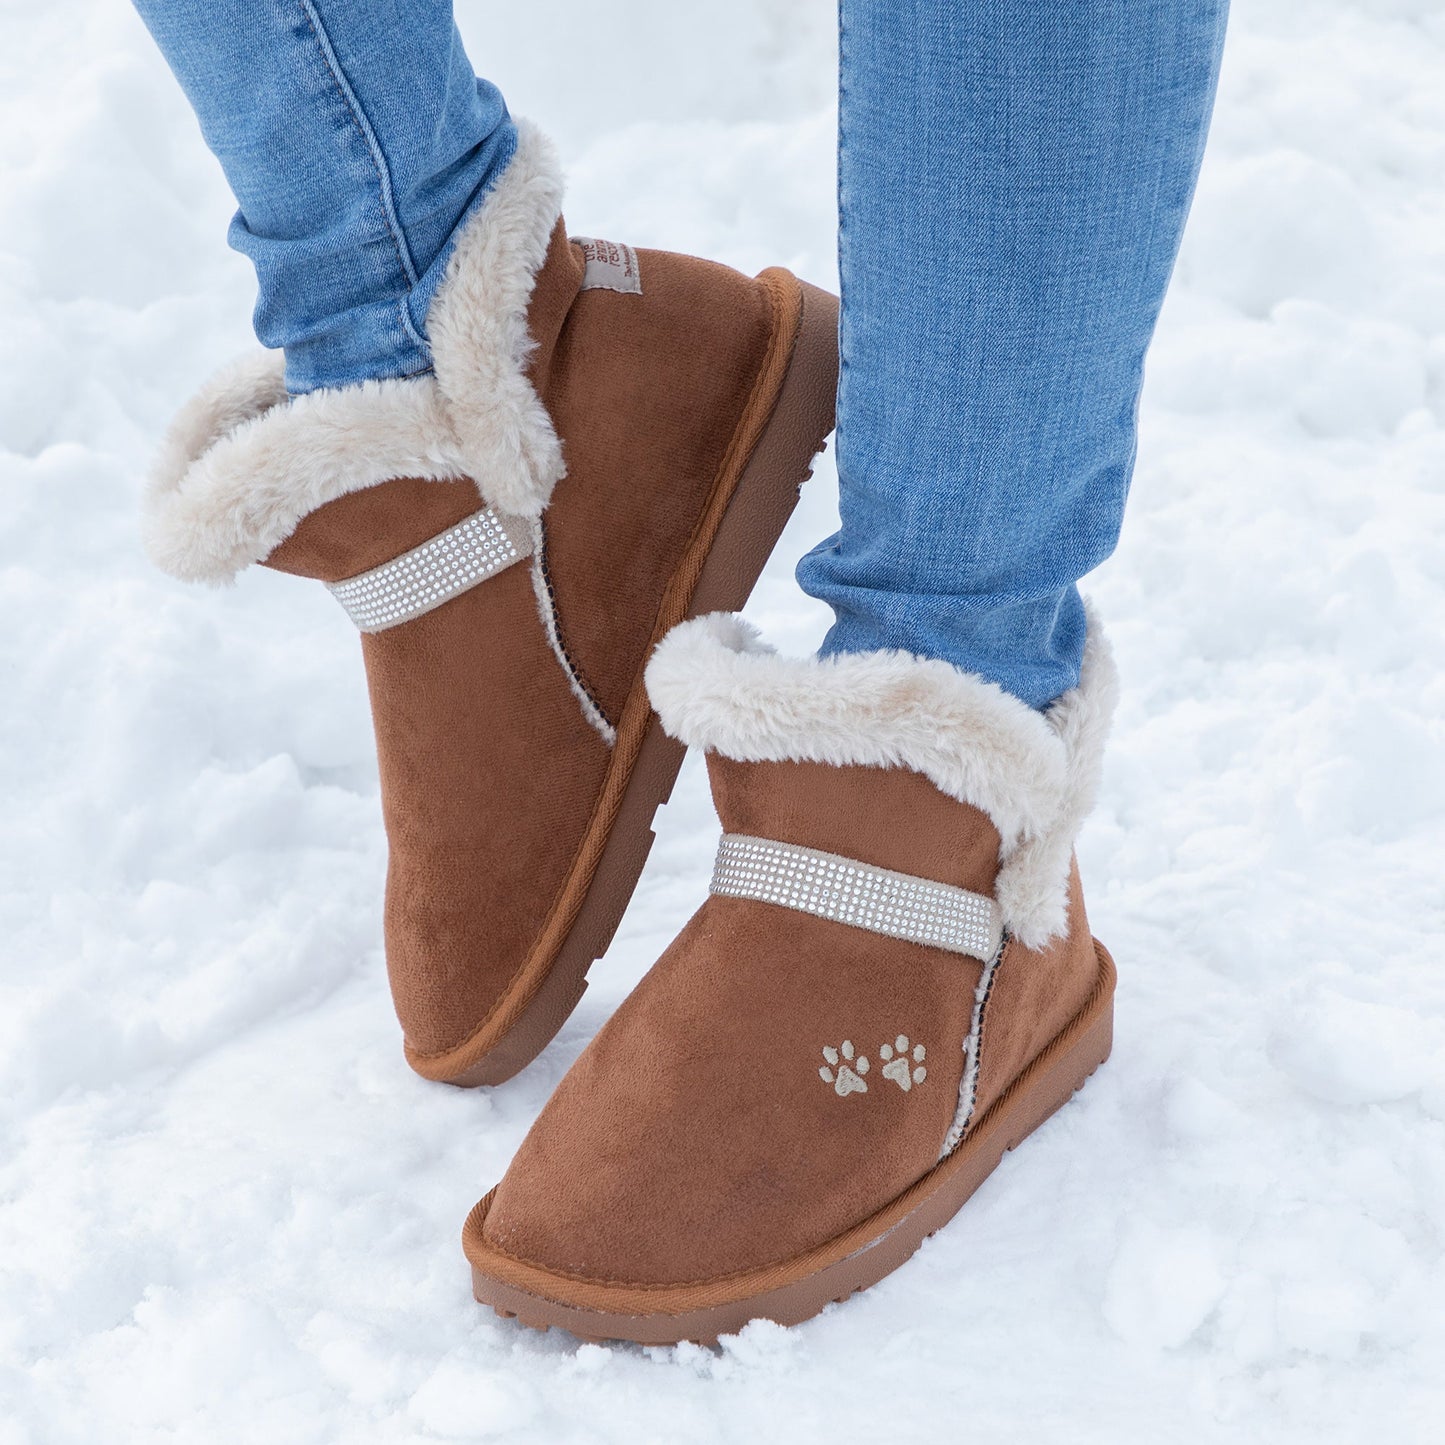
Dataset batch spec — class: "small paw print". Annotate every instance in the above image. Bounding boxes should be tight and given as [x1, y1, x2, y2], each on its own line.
[819, 1041, 869, 1096]
[879, 1036, 927, 1092]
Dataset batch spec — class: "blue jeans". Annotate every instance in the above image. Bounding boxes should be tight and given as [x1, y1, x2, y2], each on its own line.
[135, 0, 1227, 707]
[802, 0, 1230, 706]
[131, 0, 516, 396]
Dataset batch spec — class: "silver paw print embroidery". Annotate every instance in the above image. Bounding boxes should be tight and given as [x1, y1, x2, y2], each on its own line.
[819, 1041, 870, 1096]
[878, 1035, 927, 1092]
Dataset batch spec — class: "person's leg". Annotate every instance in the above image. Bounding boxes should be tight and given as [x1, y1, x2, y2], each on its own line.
[798, 0, 1229, 707]
[131, 0, 516, 394]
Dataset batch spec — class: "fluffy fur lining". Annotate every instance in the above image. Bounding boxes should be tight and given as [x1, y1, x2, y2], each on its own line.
[645, 608, 1118, 948]
[143, 120, 564, 585]
[427, 121, 566, 520]
[144, 359, 473, 583]
[526, 520, 617, 747]
[940, 938, 1006, 1158]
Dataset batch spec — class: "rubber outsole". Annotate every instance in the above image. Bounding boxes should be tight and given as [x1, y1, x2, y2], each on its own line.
[464, 940, 1117, 1344]
[411, 274, 841, 1087]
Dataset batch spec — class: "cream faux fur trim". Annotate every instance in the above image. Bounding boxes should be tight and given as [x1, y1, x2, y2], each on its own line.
[143, 357, 472, 583]
[940, 938, 1006, 1158]
[645, 608, 1118, 948]
[143, 120, 565, 585]
[526, 519, 617, 747]
[427, 121, 566, 520]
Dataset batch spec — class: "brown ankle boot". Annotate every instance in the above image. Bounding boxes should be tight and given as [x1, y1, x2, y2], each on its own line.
[464, 609, 1118, 1342]
[143, 123, 838, 1086]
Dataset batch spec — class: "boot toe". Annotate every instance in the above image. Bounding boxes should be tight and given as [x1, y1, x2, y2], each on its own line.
[477, 902, 970, 1288]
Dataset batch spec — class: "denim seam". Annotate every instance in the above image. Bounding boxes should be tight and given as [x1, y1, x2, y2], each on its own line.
[296, 0, 431, 358]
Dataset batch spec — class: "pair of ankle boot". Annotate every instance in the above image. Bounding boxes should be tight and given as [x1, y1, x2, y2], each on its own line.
[147, 122, 1117, 1345]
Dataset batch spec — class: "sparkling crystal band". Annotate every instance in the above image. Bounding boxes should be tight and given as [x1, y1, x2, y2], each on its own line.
[326, 507, 533, 632]
[710, 834, 1004, 961]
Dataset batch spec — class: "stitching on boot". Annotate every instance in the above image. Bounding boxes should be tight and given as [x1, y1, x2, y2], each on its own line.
[818, 1039, 870, 1095]
[878, 1035, 927, 1092]
[819, 1036, 928, 1097]
[939, 935, 1008, 1158]
[527, 517, 617, 746]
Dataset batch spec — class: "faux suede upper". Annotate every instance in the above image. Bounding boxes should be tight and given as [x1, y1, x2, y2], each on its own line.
[482, 760, 986, 1285]
[706, 756, 1002, 892]
[970, 860, 1098, 1125]
[478, 614, 1114, 1290]
[481, 756, 1103, 1286]
[267, 481, 609, 1058]
[525, 230, 777, 728]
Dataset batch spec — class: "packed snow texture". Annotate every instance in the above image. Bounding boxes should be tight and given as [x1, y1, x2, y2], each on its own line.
[2, 1, 1443, 1440]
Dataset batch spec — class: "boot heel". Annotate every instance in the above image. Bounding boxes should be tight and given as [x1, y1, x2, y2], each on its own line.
[992, 939, 1116, 1154]
[935, 939, 1115, 1184]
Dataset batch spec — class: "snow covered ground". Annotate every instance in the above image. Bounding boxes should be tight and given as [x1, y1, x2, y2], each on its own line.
[2, 0, 1443, 1439]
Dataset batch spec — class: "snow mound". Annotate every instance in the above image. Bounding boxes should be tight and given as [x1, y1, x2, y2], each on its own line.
[1, 1, 1441, 1441]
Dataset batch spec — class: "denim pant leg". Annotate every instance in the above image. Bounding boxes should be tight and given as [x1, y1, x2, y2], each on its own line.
[799, 0, 1230, 707]
[132, 0, 516, 394]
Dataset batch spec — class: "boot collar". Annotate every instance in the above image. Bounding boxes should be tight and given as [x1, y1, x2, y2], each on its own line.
[645, 608, 1118, 948]
[143, 120, 565, 586]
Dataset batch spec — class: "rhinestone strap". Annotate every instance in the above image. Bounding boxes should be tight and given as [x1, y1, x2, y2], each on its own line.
[325, 507, 532, 632]
[710, 834, 1004, 961]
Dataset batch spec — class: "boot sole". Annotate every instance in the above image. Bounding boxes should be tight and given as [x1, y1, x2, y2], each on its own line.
[463, 939, 1116, 1344]
[413, 273, 840, 1087]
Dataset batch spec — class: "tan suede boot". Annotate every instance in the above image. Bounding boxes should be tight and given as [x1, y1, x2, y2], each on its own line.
[143, 123, 838, 1085]
[464, 608, 1118, 1341]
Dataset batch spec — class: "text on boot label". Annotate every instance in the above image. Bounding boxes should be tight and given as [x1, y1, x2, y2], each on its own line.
[575, 237, 643, 295]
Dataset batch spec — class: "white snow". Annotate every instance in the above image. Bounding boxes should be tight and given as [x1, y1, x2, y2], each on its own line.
[2, 0, 1444, 1440]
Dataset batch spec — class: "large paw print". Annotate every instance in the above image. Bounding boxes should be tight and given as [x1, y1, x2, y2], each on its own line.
[819, 1041, 870, 1096]
[879, 1036, 927, 1092]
